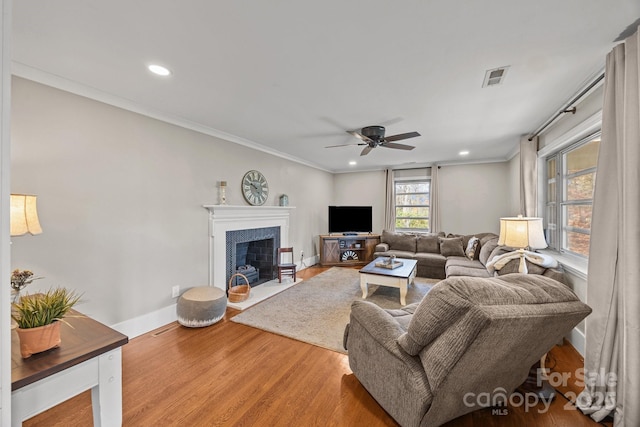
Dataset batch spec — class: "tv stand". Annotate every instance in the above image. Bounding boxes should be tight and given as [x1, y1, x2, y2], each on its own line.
[319, 234, 381, 266]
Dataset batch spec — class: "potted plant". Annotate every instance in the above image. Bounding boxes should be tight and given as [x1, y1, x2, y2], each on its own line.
[12, 287, 81, 358]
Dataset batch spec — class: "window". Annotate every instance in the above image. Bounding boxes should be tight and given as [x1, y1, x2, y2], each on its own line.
[545, 133, 600, 257]
[394, 179, 430, 232]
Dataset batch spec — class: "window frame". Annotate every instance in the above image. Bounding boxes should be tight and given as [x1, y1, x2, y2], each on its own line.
[544, 131, 600, 258]
[393, 177, 431, 233]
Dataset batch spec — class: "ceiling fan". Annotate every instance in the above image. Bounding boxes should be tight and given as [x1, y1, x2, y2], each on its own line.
[326, 125, 420, 156]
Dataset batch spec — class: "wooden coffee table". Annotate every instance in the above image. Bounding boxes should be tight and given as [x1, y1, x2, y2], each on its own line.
[359, 257, 417, 305]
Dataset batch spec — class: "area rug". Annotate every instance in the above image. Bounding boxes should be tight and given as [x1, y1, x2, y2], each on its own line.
[231, 267, 438, 354]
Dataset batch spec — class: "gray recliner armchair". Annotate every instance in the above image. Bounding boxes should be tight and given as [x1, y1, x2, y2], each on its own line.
[343, 273, 591, 427]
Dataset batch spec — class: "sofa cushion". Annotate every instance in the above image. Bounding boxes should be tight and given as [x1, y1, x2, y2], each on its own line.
[446, 265, 492, 278]
[384, 304, 419, 330]
[397, 283, 470, 356]
[398, 274, 578, 350]
[447, 233, 472, 249]
[478, 236, 499, 265]
[445, 256, 485, 270]
[374, 249, 416, 260]
[465, 237, 480, 260]
[439, 237, 465, 257]
[413, 252, 447, 269]
[375, 243, 389, 252]
[445, 256, 489, 278]
[382, 230, 417, 252]
[416, 234, 440, 253]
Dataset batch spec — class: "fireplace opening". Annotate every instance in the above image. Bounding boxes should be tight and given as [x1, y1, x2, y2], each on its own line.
[233, 238, 275, 287]
[226, 226, 280, 288]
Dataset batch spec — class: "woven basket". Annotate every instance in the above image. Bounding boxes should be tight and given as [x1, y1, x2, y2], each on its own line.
[228, 273, 251, 302]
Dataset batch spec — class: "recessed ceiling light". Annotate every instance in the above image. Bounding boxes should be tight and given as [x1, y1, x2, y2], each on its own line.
[349, 161, 357, 166]
[148, 64, 172, 76]
[459, 150, 470, 156]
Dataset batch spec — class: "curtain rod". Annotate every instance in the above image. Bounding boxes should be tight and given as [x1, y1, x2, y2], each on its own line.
[528, 72, 605, 141]
[391, 166, 433, 171]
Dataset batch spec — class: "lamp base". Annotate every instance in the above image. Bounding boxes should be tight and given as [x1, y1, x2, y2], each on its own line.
[517, 249, 528, 274]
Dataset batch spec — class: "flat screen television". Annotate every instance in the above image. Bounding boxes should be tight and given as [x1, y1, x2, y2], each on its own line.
[328, 206, 373, 234]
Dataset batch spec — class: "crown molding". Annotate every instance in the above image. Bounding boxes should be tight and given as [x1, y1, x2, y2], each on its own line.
[11, 62, 332, 173]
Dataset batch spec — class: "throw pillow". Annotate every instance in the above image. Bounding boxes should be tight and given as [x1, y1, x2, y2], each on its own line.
[478, 237, 499, 265]
[382, 230, 417, 252]
[439, 237, 465, 257]
[417, 234, 440, 253]
[465, 237, 480, 260]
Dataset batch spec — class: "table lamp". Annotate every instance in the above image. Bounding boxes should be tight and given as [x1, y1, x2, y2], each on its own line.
[10, 194, 43, 236]
[498, 215, 547, 274]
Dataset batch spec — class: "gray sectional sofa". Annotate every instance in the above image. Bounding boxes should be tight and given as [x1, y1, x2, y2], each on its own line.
[374, 230, 565, 282]
[344, 273, 591, 426]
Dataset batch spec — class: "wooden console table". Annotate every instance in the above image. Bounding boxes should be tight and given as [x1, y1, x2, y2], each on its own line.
[319, 234, 380, 266]
[11, 309, 128, 426]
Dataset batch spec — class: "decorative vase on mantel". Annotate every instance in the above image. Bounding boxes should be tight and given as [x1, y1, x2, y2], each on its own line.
[219, 181, 227, 205]
[15, 322, 61, 358]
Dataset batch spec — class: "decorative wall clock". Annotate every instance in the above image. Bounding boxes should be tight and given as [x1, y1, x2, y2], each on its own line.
[242, 170, 269, 206]
[341, 250, 359, 261]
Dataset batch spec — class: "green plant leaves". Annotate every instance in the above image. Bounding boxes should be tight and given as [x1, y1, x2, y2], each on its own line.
[11, 288, 81, 329]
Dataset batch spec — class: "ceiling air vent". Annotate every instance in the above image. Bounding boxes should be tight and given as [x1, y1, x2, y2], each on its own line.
[482, 66, 510, 88]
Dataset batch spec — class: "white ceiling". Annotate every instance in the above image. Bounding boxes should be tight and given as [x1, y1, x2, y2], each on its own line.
[11, 1, 640, 172]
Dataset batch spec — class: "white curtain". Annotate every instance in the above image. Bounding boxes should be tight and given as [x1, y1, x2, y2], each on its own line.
[519, 135, 538, 216]
[577, 26, 640, 426]
[384, 168, 395, 231]
[430, 166, 441, 233]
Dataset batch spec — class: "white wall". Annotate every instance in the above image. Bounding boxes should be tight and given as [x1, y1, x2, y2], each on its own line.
[507, 152, 520, 216]
[10, 77, 333, 327]
[1, 0, 12, 421]
[538, 84, 604, 150]
[335, 163, 511, 235]
[332, 170, 386, 233]
[438, 162, 510, 234]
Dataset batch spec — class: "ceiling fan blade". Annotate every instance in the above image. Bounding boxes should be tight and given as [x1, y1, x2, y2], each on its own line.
[381, 142, 415, 150]
[325, 143, 367, 148]
[347, 130, 374, 144]
[384, 131, 421, 142]
[360, 146, 373, 156]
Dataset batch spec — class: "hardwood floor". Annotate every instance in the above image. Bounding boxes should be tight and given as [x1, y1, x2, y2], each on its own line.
[24, 266, 606, 426]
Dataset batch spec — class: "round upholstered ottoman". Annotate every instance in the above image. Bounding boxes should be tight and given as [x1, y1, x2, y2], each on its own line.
[177, 286, 227, 327]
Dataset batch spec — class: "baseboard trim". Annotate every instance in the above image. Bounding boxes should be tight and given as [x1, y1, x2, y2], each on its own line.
[110, 262, 317, 339]
[568, 327, 586, 356]
[299, 255, 319, 269]
[110, 304, 178, 339]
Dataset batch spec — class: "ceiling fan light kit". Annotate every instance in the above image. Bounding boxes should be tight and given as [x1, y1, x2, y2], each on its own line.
[360, 125, 386, 141]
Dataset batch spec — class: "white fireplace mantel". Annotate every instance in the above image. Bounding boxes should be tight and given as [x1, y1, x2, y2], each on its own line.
[203, 205, 295, 289]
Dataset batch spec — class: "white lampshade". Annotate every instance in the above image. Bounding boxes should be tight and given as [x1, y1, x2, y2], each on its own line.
[10, 194, 43, 236]
[498, 215, 546, 250]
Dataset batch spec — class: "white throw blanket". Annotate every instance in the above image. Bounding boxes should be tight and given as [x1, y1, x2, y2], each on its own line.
[486, 250, 558, 273]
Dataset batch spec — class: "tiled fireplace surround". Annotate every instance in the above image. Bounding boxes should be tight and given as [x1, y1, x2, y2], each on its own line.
[204, 205, 293, 292]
